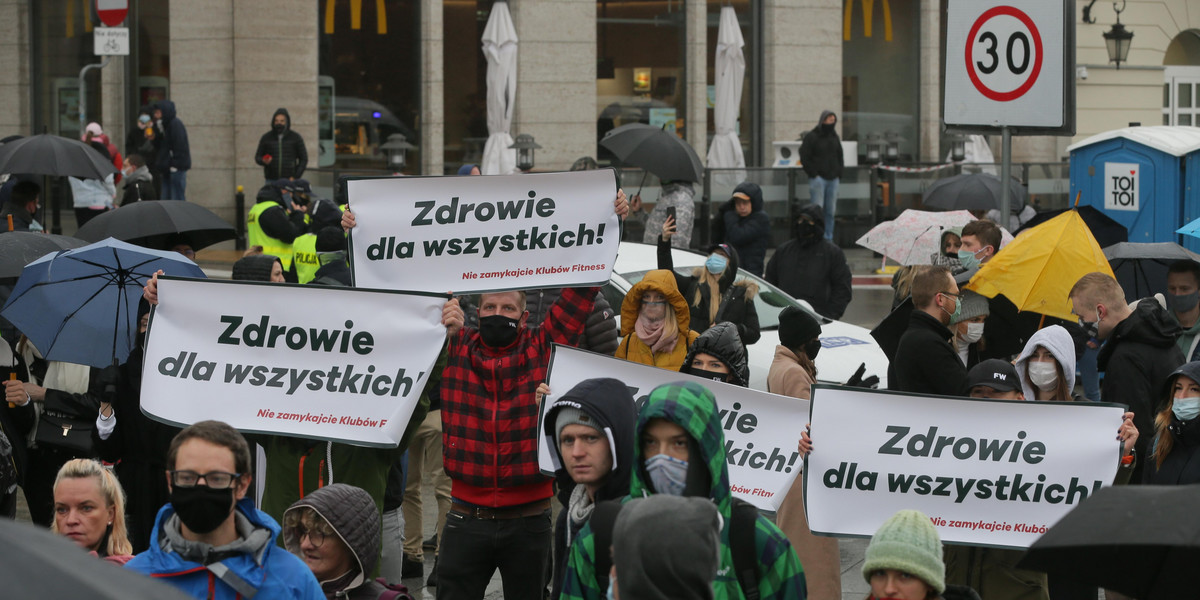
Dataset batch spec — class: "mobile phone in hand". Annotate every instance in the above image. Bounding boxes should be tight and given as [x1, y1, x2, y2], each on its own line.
[665, 206, 676, 223]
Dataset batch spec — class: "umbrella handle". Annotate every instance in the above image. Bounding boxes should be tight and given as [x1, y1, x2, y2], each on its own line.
[635, 171, 649, 199]
[1073, 190, 1081, 209]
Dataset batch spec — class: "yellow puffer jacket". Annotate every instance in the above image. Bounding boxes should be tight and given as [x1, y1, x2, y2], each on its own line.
[614, 269, 699, 371]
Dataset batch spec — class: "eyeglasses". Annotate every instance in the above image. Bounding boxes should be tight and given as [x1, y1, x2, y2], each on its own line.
[169, 470, 241, 489]
[939, 291, 961, 300]
[297, 526, 328, 546]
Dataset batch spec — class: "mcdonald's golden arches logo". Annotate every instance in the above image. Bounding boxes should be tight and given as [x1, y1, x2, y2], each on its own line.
[844, 0, 892, 42]
[66, 0, 95, 38]
[325, 0, 389, 35]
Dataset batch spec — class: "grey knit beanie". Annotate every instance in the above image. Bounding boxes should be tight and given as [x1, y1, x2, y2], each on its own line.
[861, 509, 946, 594]
[950, 290, 990, 325]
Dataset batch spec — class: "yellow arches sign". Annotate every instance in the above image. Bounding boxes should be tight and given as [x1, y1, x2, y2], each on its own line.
[843, 0, 893, 42]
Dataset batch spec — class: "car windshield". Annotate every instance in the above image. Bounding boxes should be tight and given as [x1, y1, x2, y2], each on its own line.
[618, 268, 830, 329]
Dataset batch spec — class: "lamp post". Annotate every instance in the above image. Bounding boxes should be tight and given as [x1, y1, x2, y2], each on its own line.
[509, 134, 542, 172]
[1103, 2, 1133, 70]
[379, 133, 416, 174]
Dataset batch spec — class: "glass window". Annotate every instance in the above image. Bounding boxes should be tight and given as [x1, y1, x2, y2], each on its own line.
[318, 0, 421, 173]
[1180, 82, 1193, 109]
[596, 0, 686, 164]
[135, 0, 170, 111]
[32, 2, 101, 139]
[444, 0, 493, 174]
[843, 0, 920, 161]
[705, 0, 755, 164]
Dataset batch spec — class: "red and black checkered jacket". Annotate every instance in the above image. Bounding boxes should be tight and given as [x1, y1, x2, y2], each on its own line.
[441, 286, 598, 507]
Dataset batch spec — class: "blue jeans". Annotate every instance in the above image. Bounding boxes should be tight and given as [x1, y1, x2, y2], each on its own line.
[809, 176, 839, 240]
[163, 170, 187, 200]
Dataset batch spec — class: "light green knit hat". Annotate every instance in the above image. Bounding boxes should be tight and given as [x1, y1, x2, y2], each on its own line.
[861, 509, 945, 594]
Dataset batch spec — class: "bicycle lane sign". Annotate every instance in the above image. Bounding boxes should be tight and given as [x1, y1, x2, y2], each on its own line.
[944, 1, 1069, 130]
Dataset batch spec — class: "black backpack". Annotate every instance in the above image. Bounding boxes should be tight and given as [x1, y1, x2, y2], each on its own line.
[589, 497, 762, 600]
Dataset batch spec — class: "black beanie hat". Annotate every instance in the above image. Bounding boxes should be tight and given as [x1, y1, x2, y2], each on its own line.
[779, 306, 821, 349]
[231, 254, 280, 282]
[315, 226, 347, 253]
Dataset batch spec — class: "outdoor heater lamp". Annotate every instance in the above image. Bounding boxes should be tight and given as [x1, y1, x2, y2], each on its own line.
[864, 133, 883, 164]
[510, 133, 542, 172]
[380, 133, 416, 172]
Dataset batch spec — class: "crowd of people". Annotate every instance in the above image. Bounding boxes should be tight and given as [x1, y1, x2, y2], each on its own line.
[1, 105, 1196, 600]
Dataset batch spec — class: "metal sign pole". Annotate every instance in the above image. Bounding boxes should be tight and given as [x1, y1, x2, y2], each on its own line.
[78, 56, 112, 136]
[999, 125, 1012, 225]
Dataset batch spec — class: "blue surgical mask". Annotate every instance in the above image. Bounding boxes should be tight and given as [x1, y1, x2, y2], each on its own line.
[645, 454, 689, 496]
[1173, 396, 1200, 421]
[705, 254, 728, 275]
[957, 248, 983, 270]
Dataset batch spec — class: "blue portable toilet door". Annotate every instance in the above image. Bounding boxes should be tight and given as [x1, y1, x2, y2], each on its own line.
[1186, 152, 1200, 254]
[1079, 144, 1167, 243]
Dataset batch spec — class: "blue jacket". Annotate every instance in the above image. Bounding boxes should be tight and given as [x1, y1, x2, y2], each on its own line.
[126, 499, 323, 600]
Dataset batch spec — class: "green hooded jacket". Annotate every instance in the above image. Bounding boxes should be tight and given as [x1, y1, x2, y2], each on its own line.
[560, 381, 807, 600]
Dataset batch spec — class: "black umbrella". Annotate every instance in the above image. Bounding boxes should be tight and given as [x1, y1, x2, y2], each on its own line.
[1103, 242, 1200, 303]
[1017, 484, 1200, 599]
[74, 200, 236, 251]
[0, 231, 89, 279]
[1020, 206, 1128, 249]
[922, 172, 1026, 212]
[870, 296, 911, 361]
[0, 134, 117, 179]
[600, 123, 704, 183]
[0, 518, 194, 599]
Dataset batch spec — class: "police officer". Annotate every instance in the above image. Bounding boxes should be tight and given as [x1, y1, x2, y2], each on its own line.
[246, 180, 308, 283]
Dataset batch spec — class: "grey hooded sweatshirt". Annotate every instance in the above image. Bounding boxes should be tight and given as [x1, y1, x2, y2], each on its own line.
[612, 495, 721, 600]
[282, 484, 385, 600]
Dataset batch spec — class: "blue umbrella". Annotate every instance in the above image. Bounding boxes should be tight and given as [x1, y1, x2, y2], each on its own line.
[0, 238, 205, 368]
[1177, 217, 1200, 240]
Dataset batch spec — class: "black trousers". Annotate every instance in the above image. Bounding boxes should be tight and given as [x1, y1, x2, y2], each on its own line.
[436, 507, 552, 600]
[23, 446, 92, 527]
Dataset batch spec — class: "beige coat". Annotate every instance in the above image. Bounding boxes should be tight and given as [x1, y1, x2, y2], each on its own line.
[767, 345, 841, 600]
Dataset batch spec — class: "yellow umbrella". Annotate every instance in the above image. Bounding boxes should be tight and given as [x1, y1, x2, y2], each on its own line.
[966, 210, 1114, 322]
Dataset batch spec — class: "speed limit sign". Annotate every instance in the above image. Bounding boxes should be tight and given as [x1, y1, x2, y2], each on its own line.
[945, 0, 1073, 132]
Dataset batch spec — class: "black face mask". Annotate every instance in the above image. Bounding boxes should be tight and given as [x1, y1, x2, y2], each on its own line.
[170, 485, 235, 534]
[479, 314, 520, 348]
[273, 123, 286, 134]
[688, 367, 729, 382]
[799, 222, 823, 240]
[804, 339, 822, 359]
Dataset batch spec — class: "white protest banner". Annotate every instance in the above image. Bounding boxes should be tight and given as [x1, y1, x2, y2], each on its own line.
[347, 170, 619, 293]
[141, 277, 447, 447]
[540, 345, 807, 510]
[804, 386, 1125, 548]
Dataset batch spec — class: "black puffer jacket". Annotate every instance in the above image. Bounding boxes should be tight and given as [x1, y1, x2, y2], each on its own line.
[282, 483, 386, 600]
[1098, 299, 1184, 482]
[714, 182, 771, 276]
[658, 237, 761, 345]
[255, 108, 308, 181]
[462, 288, 618, 355]
[764, 204, 852, 319]
[682, 321, 750, 387]
[799, 110, 843, 180]
[544, 378, 637, 600]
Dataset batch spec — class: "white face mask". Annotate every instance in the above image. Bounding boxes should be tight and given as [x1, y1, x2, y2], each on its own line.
[1027, 361, 1059, 392]
[961, 322, 984, 344]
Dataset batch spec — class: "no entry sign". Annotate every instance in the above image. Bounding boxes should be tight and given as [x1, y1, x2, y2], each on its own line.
[945, 0, 1073, 132]
[96, 0, 128, 27]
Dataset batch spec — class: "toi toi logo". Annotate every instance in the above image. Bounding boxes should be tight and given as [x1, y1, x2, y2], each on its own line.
[1104, 163, 1140, 212]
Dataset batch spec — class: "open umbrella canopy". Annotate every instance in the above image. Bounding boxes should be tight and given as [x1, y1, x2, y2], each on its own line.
[0, 134, 118, 179]
[1019, 205, 1128, 249]
[600, 123, 704, 183]
[75, 200, 236, 251]
[1177, 216, 1200, 241]
[1105, 242, 1200, 302]
[0, 518, 194, 600]
[0, 231, 88, 279]
[856, 209, 977, 265]
[923, 172, 1026, 212]
[966, 210, 1113, 322]
[480, 1, 518, 175]
[1017, 484, 1200, 600]
[1, 238, 205, 368]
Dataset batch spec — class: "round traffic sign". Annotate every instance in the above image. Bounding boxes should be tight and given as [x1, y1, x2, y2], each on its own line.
[964, 6, 1043, 102]
[96, 0, 129, 27]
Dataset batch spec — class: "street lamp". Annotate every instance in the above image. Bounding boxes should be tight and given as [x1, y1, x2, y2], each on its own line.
[509, 134, 542, 172]
[950, 135, 967, 162]
[1103, 2, 1133, 70]
[864, 133, 883, 164]
[379, 133, 416, 173]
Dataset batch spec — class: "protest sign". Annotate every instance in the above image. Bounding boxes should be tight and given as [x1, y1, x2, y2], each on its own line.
[804, 385, 1125, 548]
[540, 345, 807, 511]
[141, 277, 447, 447]
[346, 170, 620, 293]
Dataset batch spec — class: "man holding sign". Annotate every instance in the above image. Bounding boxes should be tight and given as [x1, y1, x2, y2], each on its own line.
[344, 187, 628, 600]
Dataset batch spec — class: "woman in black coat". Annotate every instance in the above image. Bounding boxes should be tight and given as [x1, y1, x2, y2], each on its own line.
[658, 216, 761, 345]
[1145, 360, 1200, 485]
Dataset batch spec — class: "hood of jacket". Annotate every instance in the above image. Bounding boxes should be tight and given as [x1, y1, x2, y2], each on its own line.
[232, 254, 280, 282]
[271, 108, 292, 132]
[621, 269, 691, 337]
[1013, 325, 1077, 400]
[124, 165, 153, 184]
[612, 495, 720, 600]
[1099, 299, 1184, 368]
[1160, 360, 1200, 400]
[630, 381, 732, 521]
[682, 322, 749, 387]
[816, 110, 837, 135]
[156, 100, 178, 123]
[282, 483, 379, 592]
[137, 498, 279, 577]
[731, 182, 763, 214]
[691, 242, 741, 292]
[543, 377, 638, 503]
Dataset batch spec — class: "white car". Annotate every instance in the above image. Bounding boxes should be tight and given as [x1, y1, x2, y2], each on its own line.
[604, 242, 889, 391]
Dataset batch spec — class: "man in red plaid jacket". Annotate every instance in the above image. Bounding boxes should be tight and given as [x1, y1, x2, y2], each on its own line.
[342, 190, 628, 599]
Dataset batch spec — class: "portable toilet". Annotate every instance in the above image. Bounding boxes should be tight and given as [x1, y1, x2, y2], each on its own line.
[1067, 126, 1200, 251]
